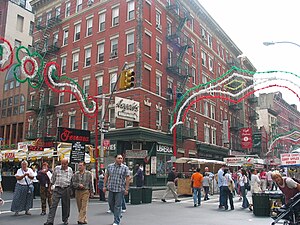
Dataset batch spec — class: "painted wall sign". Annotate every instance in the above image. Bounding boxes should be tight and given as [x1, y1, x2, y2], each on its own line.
[115, 97, 140, 122]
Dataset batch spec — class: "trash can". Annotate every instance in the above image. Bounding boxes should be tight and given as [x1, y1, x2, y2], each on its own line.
[142, 187, 153, 203]
[252, 193, 270, 217]
[130, 187, 142, 205]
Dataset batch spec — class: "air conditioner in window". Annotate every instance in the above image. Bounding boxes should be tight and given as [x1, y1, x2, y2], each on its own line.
[156, 24, 162, 30]
[110, 51, 117, 58]
[201, 35, 207, 40]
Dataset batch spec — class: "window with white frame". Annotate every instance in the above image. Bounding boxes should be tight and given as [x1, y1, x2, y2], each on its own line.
[203, 125, 210, 143]
[167, 21, 172, 36]
[86, 18, 93, 36]
[191, 42, 195, 57]
[97, 42, 104, 62]
[46, 115, 53, 134]
[65, 2, 71, 17]
[74, 23, 81, 41]
[99, 12, 105, 31]
[127, 32, 134, 54]
[55, 7, 61, 18]
[110, 72, 117, 92]
[184, 63, 189, 76]
[207, 34, 212, 48]
[211, 105, 216, 120]
[156, 74, 161, 96]
[112, 7, 119, 26]
[204, 101, 209, 117]
[84, 48, 91, 67]
[109, 108, 116, 128]
[63, 29, 68, 45]
[70, 81, 77, 101]
[110, 38, 118, 58]
[127, 0, 135, 20]
[59, 87, 64, 104]
[72, 52, 79, 70]
[82, 115, 88, 130]
[97, 75, 103, 94]
[48, 90, 53, 105]
[209, 57, 214, 72]
[156, 41, 161, 62]
[218, 64, 221, 76]
[192, 67, 196, 84]
[156, 10, 161, 28]
[53, 33, 58, 46]
[76, 0, 82, 12]
[167, 49, 172, 66]
[61, 56, 67, 74]
[193, 120, 198, 139]
[201, 51, 207, 66]
[211, 127, 216, 144]
[83, 79, 90, 97]
[156, 109, 162, 127]
[57, 117, 63, 127]
[202, 74, 208, 85]
[69, 115, 76, 128]
[46, 12, 51, 26]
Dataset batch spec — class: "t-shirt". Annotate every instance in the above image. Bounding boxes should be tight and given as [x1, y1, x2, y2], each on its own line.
[191, 172, 203, 188]
[15, 168, 34, 185]
[278, 177, 298, 189]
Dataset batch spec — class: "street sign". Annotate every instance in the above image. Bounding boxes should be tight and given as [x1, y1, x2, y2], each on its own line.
[103, 139, 110, 147]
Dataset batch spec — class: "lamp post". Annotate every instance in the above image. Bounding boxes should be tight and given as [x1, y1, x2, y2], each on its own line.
[263, 41, 300, 48]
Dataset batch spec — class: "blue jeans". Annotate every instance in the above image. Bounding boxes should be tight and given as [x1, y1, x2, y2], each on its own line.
[193, 187, 201, 205]
[108, 191, 124, 225]
[219, 186, 225, 207]
[241, 186, 249, 208]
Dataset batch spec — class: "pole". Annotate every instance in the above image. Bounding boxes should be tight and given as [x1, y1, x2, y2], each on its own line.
[173, 87, 177, 166]
[100, 94, 105, 166]
[95, 79, 99, 187]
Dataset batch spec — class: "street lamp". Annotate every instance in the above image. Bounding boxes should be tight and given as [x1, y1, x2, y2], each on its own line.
[263, 41, 300, 48]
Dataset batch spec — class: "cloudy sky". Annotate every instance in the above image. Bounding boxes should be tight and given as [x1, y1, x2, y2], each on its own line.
[199, 0, 300, 107]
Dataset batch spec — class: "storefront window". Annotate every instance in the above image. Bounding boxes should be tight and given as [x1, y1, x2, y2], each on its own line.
[156, 144, 173, 178]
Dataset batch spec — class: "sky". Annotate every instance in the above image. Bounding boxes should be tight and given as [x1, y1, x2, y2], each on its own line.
[199, 0, 300, 108]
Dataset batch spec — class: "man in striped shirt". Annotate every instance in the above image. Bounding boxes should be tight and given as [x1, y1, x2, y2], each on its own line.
[103, 154, 130, 225]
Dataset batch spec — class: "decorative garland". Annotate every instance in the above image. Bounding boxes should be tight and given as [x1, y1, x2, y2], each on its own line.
[0, 36, 13, 72]
[267, 130, 300, 155]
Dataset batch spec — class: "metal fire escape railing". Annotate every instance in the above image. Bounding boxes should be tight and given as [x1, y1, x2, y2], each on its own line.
[166, 1, 192, 92]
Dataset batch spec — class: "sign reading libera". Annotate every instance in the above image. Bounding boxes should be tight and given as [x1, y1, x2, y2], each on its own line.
[115, 97, 140, 122]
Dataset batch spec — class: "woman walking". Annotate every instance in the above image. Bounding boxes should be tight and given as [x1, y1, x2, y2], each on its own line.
[239, 169, 249, 209]
[248, 169, 262, 211]
[11, 160, 34, 215]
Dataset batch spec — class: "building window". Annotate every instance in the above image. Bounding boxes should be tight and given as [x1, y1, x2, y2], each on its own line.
[86, 18, 93, 36]
[29, 21, 34, 35]
[209, 57, 214, 72]
[97, 42, 104, 63]
[65, 2, 71, 17]
[201, 51, 207, 66]
[156, 41, 161, 62]
[15, 39, 21, 48]
[57, 117, 63, 127]
[70, 80, 77, 101]
[97, 76, 103, 94]
[69, 115, 76, 128]
[82, 115, 88, 130]
[74, 23, 81, 41]
[204, 125, 210, 143]
[76, 0, 83, 12]
[167, 50, 172, 66]
[55, 7, 61, 18]
[156, 10, 161, 28]
[127, 32, 134, 54]
[167, 21, 172, 36]
[127, 1, 135, 20]
[211, 127, 216, 144]
[156, 109, 162, 128]
[112, 7, 119, 26]
[207, 34, 212, 48]
[46, 12, 52, 25]
[53, 33, 58, 46]
[192, 67, 196, 84]
[194, 121, 198, 139]
[83, 79, 90, 97]
[110, 38, 118, 58]
[72, 52, 79, 71]
[19, 105, 24, 114]
[61, 56, 67, 74]
[204, 101, 209, 117]
[16, 15, 24, 32]
[156, 75, 161, 96]
[110, 73, 117, 92]
[211, 105, 216, 120]
[99, 12, 105, 31]
[59, 87, 64, 104]
[63, 29, 68, 45]
[84, 48, 91, 67]
[46, 115, 53, 134]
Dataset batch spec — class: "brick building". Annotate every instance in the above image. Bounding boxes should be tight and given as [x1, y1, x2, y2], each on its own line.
[28, 0, 257, 185]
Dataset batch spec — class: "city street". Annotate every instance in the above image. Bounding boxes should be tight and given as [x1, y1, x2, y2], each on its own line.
[0, 190, 273, 225]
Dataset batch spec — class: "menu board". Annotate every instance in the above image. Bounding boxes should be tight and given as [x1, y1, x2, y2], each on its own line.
[70, 142, 85, 163]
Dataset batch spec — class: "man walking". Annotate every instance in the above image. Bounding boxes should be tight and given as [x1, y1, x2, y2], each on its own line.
[103, 154, 130, 225]
[191, 168, 203, 207]
[37, 162, 52, 215]
[218, 164, 226, 209]
[44, 158, 73, 225]
[161, 167, 181, 203]
[72, 161, 93, 224]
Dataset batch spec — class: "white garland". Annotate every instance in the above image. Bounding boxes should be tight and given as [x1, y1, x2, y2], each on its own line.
[20, 55, 39, 79]
[0, 42, 11, 66]
[267, 130, 300, 155]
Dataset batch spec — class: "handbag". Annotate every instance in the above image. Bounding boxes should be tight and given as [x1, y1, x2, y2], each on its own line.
[244, 181, 250, 191]
[23, 170, 34, 194]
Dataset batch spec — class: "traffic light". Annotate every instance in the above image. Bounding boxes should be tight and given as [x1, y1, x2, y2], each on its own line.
[119, 70, 126, 90]
[119, 69, 135, 90]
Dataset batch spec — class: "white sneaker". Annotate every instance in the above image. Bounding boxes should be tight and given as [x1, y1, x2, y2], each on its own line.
[112, 223, 118, 225]
[121, 209, 126, 213]
[107, 210, 112, 214]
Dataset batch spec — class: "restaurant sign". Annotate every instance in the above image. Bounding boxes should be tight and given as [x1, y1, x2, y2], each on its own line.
[115, 97, 139, 122]
[281, 153, 300, 166]
[57, 127, 90, 144]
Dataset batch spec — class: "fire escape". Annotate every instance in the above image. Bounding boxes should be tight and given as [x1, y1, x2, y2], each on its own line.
[166, 1, 193, 140]
[26, 13, 61, 141]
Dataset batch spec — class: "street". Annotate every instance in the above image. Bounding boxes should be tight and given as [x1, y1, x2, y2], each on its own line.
[0, 190, 274, 225]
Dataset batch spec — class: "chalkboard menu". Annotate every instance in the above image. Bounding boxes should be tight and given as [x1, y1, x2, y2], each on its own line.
[70, 141, 85, 163]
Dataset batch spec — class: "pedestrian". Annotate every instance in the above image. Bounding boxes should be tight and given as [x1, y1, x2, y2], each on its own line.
[44, 158, 73, 225]
[37, 162, 53, 216]
[11, 160, 34, 216]
[238, 169, 249, 209]
[161, 167, 181, 203]
[72, 161, 93, 224]
[133, 163, 144, 187]
[248, 169, 262, 211]
[259, 168, 267, 191]
[98, 170, 106, 201]
[32, 165, 39, 199]
[203, 172, 210, 201]
[191, 168, 204, 207]
[103, 154, 130, 225]
[217, 164, 226, 209]
[222, 168, 234, 210]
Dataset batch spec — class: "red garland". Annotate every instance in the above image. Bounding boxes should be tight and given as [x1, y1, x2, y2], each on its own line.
[23, 58, 35, 76]
[0, 36, 14, 72]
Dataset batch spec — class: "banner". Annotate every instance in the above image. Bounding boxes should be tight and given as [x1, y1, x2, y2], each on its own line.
[280, 153, 300, 166]
[240, 128, 253, 149]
